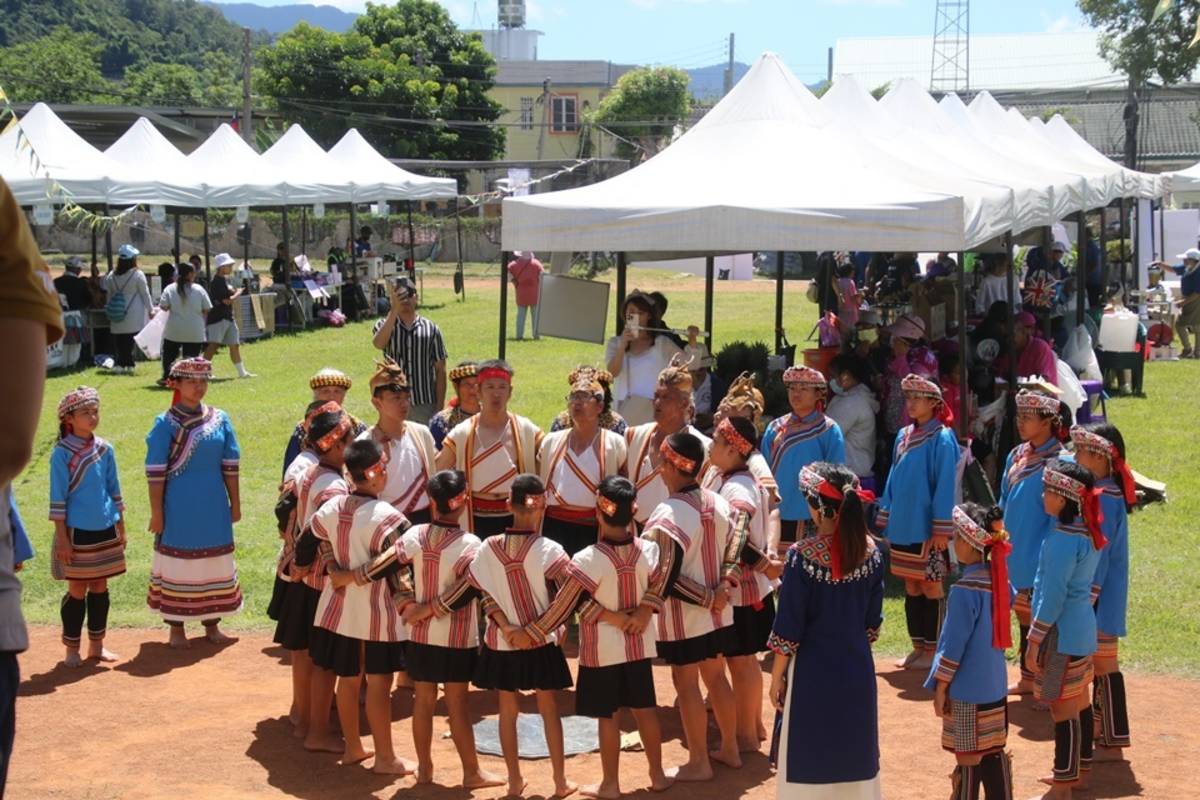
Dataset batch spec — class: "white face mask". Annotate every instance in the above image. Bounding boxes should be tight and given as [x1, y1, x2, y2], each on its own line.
[829, 379, 846, 396]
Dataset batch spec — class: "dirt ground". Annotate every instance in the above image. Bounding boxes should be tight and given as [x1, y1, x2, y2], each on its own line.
[10, 626, 1192, 799]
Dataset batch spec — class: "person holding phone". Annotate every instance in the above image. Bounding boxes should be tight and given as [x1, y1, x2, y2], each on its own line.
[604, 291, 682, 427]
[372, 276, 448, 425]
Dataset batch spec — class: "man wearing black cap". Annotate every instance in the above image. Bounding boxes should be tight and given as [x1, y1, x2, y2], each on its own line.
[372, 275, 447, 424]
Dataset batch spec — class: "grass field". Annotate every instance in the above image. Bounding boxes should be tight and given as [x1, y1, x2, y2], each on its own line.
[13, 263, 1200, 676]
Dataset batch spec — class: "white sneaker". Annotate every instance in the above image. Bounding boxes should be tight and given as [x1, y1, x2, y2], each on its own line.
[237, 371, 257, 379]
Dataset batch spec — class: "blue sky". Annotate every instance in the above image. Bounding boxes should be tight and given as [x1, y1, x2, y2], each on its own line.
[218, 0, 1094, 83]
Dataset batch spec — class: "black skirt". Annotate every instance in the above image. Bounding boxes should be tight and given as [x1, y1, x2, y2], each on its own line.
[308, 626, 407, 677]
[405, 507, 432, 526]
[657, 625, 738, 666]
[542, 515, 599, 558]
[575, 659, 657, 718]
[405, 641, 477, 684]
[473, 644, 573, 692]
[266, 574, 290, 622]
[472, 512, 513, 539]
[725, 596, 777, 657]
[272, 582, 322, 651]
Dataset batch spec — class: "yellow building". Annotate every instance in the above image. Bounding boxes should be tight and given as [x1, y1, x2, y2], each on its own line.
[492, 60, 635, 161]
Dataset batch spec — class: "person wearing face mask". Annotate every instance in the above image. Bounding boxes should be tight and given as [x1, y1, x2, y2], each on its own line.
[605, 291, 683, 427]
[825, 355, 879, 492]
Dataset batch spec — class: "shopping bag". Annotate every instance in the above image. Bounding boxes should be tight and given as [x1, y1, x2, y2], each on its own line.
[134, 311, 168, 360]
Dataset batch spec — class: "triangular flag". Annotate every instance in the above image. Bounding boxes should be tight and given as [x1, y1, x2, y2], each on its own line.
[1191, 17, 1200, 47]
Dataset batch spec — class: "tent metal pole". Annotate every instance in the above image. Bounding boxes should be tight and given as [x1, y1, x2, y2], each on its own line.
[957, 250, 968, 438]
[349, 203, 359, 319]
[202, 209, 211, 282]
[454, 196, 465, 301]
[1119, 197, 1128, 287]
[173, 211, 181, 263]
[282, 206, 291, 328]
[616, 253, 627, 334]
[90, 226, 98, 272]
[1133, 199, 1141, 298]
[1076, 210, 1086, 326]
[104, 205, 113, 273]
[499, 249, 509, 360]
[407, 201, 416, 275]
[1099, 205, 1109, 290]
[704, 255, 715, 354]
[1159, 198, 1166, 261]
[1004, 231, 1016, 388]
[301, 206, 308, 256]
[775, 251, 784, 353]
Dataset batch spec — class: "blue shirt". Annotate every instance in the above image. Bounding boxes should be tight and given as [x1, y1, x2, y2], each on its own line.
[9, 495, 32, 567]
[1030, 520, 1103, 657]
[999, 438, 1063, 589]
[1170, 264, 1200, 297]
[878, 419, 959, 545]
[924, 564, 1009, 704]
[1092, 478, 1129, 638]
[761, 411, 846, 522]
[48, 435, 124, 531]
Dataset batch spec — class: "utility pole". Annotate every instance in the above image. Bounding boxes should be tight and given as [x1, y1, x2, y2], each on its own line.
[241, 27, 253, 145]
[723, 33, 736, 95]
[827, 47, 833, 84]
[535, 78, 550, 160]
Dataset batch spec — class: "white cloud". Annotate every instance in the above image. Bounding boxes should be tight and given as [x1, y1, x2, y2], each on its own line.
[1040, 12, 1089, 33]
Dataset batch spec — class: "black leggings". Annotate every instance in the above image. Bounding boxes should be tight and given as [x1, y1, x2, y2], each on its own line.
[113, 333, 137, 368]
[161, 339, 203, 379]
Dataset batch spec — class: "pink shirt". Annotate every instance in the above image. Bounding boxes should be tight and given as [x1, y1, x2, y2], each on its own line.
[998, 336, 1058, 386]
[508, 257, 544, 307]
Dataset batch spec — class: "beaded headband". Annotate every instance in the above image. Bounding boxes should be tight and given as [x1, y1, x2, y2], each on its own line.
[716, 418, 753, 457]
[57, 386, 99, 419]
[1070, 426, 1115, 460]
[1015, 389, 1061, 416]
[449, 363, 478, 383]
[169, 357, 212, 381]
[659, 439, 697, 474]
[900, 373, 943, 401]
[1043, 465, 1086, 503]
[309, 368, 351, 390]
[951, 506, 1010, 553]
[782, 365, 827, 389]
[596, 494, 638, 519]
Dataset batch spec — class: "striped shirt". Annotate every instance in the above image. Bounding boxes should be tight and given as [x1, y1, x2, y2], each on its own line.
[372, 314, 448, 406]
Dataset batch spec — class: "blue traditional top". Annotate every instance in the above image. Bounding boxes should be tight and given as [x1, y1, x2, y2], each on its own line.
[1092, 478, 1129, 637]
[999, 437, 1063, 589]
[877, 418, 959, 545]
[9, 494, 33, 567]
[768, 536, 883, 786]
[48, 434, 124, 531]
[1029, 520, 1102, 656]
[924, 564, 1009, 703]
[281, 423, 304, 480]
[145, 405, 240, 554]
[761, 410, 846, 522]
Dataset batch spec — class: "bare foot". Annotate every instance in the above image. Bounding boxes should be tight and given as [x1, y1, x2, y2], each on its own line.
[1038, 774, 1078, 789]
[1093, 746, 1127, 762]
[340, 746, 374, 766]
[1008, 679, 1034, 696]
[288, 705, 302, 727]
[909, 653, 934, 671]
[63, 649, 83, 668]
[737, 736, 762, 753]
[649, 773, 674, 792]
[581, 782, 619, 799]
[86, 646, 119, 662]
[204, 625, 235, 645]
[505, 777, 528, 798]
[304, 733, 344, 754]
[168, 628, 191, 649]
[665, 762, 713, 782]
[463, 769, 506, 789]
[710, 748, 742, 768]
[372, 756, 415, 775]
[895, 649, 923, 669]
[416, 763, 434, 784]
[552, 780, 578, 798]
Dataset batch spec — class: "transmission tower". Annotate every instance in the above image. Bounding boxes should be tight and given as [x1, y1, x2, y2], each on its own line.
[930, 0, 969, 93]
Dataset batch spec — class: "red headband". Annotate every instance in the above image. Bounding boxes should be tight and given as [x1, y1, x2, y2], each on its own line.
[359, 455, 386, 483]
[798, 466, 876, 581]
[315, 414, 352, 452]
[478, 367, 512, 385]
[1081, 487, 1108, 551]
[659, 439, 697, 475]
[716, 418, 753, 458]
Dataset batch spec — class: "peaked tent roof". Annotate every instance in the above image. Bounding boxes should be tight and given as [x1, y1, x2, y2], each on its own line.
[261, 124, 354, 204]
[103, 117, 203, 207]
[184, 123, 288, 207]
[502, 53, 967, 252]
[326, 129, 457, 202]
[1029, 115, 1161, 200]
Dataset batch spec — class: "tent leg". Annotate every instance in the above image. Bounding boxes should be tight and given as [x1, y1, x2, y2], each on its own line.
[957, 251, 968, 438]
[349, 204, 360, 321]
[1119, 197, 1128, 288]
[1004, 231, 1016, 388]
[90, 226, 98, 272]
[704, 255, 715, 354]
[499, 249, 509, 360]
[282, 206, 292, 329]
[454, 196, 465, 302]
[104, 205, 114, 273]
[301, 206, 308, 257]
[407, 201, 416, 276]
[1099, 205, 1109, 291]
[243, 211, 251, 272]
[1076, 210, 1087, 327]
[203, 209, 211, 283]
[173, 211, 181, 263]
[616, 253, 627, 334]
[775, 251, 784, 354]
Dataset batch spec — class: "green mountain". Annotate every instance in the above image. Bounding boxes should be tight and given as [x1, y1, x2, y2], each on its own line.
[205, 2, 358, 35]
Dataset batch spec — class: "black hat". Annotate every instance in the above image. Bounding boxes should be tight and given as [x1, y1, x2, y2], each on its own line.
[648, 291, 669, 316]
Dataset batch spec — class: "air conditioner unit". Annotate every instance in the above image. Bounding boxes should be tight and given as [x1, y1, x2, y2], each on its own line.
[498, 0, 525, 28]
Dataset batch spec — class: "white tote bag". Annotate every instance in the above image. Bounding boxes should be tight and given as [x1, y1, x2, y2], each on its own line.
[134, 311, 169, 360]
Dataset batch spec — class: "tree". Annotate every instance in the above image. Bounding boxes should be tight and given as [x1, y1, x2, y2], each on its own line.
[124, 62, 204, 105]
[256, 0, 505, 160]
[589, 67, 691, 161]
[1077, 0, 1200, 167]
[0, 27, 114, 103]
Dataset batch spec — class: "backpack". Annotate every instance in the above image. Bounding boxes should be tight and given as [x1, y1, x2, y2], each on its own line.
[105, 273, 132, 322]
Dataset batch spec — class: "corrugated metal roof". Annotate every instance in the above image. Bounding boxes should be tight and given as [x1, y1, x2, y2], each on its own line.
[833, 31, 1199, 91]
[494, 60, 636, 87]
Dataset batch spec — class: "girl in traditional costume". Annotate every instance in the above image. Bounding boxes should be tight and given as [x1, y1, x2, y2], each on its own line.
[145, 357, 242, 648]
[768, 461, 884, 800]
[50, 386, 126, 666]
[926, 502, 1014, 800]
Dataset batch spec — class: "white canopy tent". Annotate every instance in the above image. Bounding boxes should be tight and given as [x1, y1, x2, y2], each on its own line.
[184, 124, 289, 207]
[261, 124, 354, 204]
[326, 129, 457, 202]
[1166, 160, 1200, 193]
[1030, 115, 1162, 200]
[104, 117, 203, 208]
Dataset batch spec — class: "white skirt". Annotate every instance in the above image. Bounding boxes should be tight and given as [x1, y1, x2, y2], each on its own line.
[147, 550, 243, 623]
[776, 658, 882, 800]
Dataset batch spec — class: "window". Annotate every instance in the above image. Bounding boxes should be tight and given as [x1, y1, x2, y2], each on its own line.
[519, 96, 534, 131]
[551, 95, 578, 133]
